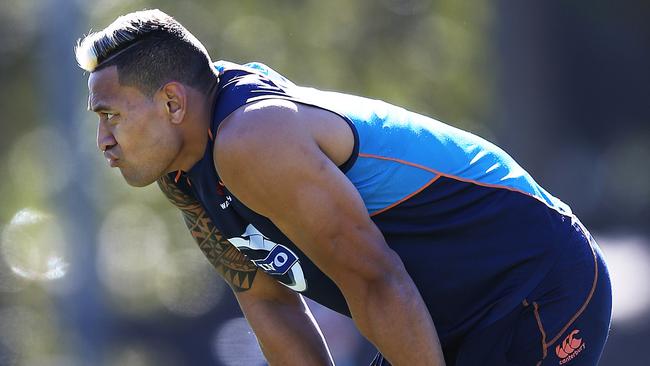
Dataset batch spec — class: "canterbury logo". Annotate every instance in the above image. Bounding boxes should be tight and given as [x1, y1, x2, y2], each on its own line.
[555, 329, 586, 364]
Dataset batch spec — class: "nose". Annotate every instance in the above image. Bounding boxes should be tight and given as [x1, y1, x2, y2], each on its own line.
[97, 120, 117, 152]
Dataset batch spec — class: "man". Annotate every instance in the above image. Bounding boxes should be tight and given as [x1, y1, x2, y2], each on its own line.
[75, 9, 612, 365]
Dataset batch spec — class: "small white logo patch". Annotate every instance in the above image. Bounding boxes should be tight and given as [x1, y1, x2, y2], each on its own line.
[219, 196, 233, 210]
[228, 224, 307, 291]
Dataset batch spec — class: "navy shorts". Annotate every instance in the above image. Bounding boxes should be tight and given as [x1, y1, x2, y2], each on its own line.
[370, 222, 612, 366]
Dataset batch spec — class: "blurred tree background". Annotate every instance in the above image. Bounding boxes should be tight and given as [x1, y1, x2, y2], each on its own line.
[0, 0, 648, 365]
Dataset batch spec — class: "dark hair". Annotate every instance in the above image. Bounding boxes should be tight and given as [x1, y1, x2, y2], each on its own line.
[75, 9, 217, 96]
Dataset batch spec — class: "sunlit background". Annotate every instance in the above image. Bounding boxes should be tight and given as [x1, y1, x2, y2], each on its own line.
[1, 0, 648, 365]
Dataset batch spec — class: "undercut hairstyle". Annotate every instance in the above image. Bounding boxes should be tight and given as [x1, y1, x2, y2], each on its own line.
[75, 9, 217, 96]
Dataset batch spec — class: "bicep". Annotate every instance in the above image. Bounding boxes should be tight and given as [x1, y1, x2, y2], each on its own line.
[214, 103, 399, 288]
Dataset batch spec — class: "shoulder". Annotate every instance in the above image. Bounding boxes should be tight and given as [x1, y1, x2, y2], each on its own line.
[214, 98, 355, 172]
[220, 98, 304, 136]
[211, 99, 327, 216]
[213, 99, 313, 165]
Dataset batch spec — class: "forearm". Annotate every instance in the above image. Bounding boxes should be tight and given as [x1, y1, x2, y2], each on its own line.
[237, 290, 334, 366]
[345, 260, 445, 365]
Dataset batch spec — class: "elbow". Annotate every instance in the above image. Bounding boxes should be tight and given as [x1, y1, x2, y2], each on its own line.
[333, 246, 413, 303]
[332, 248, 421, 336]
[318, 224, 419, 317]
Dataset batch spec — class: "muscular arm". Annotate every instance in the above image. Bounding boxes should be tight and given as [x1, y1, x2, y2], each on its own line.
[215, 100, 445, 366]
[157, 175, 334, 365]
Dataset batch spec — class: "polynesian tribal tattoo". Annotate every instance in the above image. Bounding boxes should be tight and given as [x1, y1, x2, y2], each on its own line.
[157, 175, 258, 291]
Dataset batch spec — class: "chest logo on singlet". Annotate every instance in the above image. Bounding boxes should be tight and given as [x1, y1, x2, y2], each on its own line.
[227, 224, 307, 292]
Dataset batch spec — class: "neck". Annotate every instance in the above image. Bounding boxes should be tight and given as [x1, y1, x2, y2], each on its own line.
[169, 80, 219, 173]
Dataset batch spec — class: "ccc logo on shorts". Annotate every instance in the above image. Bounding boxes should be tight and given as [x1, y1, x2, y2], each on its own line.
[555, 329, 586, 364]
[228, 224, 307, 292]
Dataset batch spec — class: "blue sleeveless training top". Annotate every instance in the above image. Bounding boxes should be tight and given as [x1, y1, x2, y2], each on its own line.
[171, 61, 575, 344]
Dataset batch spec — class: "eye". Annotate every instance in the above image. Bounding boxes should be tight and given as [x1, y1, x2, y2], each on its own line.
[103, 112, 117, 121]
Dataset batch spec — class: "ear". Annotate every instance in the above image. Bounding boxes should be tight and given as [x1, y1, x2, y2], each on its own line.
[160, 82, 186, 125]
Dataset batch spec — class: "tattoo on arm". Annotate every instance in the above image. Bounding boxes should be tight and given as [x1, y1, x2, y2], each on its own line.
[157, 175, 258, 292]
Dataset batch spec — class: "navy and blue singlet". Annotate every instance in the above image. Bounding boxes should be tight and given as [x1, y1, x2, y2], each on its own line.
[171, 61, 584, 346]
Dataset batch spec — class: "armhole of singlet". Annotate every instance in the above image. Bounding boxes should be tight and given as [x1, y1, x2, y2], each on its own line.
[213, 94, 360, 174]
[334, 112, 360, 173]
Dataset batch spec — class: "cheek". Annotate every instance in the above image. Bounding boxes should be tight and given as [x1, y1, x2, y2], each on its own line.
[134, 119, 179, 159]
[115, 123, 143, 153]
[119, 102, 162, 140]
[118, 112, 158, 148]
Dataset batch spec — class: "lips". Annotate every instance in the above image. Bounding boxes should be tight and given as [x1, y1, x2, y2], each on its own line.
[103, 150, 120, 167]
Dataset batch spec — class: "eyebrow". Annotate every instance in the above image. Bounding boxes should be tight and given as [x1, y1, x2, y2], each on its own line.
[88, 102, 113, 113]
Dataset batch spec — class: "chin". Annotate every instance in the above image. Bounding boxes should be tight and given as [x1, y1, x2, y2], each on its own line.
[125, 179, 156, 188]
[120, 168, 159, 187]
